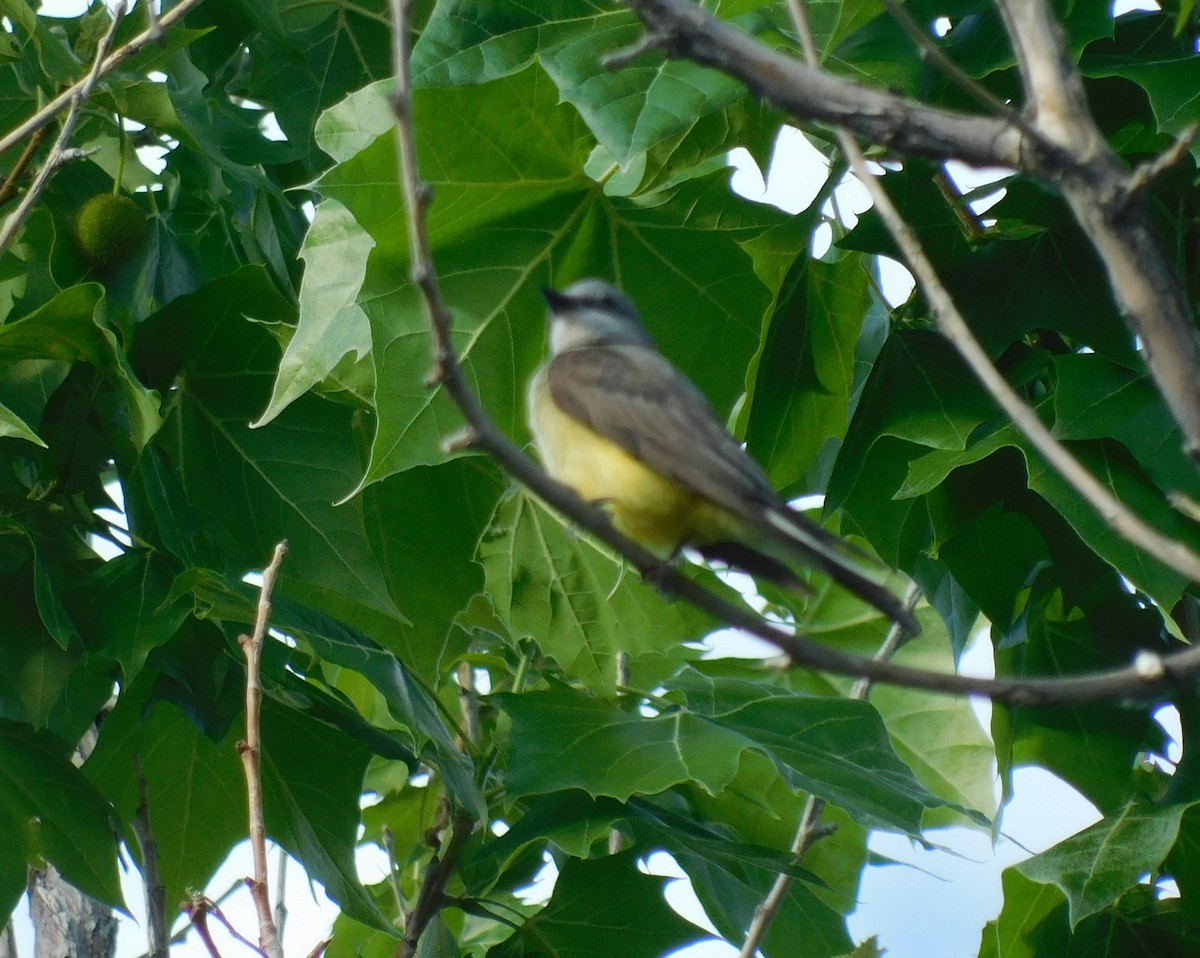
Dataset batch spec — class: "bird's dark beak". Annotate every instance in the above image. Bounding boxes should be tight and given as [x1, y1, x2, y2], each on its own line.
[540, 286, 572, 313]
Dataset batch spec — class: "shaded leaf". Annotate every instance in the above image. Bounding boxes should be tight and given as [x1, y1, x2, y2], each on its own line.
[487, 851, 705, 958]
[0, 721, 122, 914]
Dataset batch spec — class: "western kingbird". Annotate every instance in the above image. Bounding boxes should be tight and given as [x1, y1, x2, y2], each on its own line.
[527, 278, 917, 632]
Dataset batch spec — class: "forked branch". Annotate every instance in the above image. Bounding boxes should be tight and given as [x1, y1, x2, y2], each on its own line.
[388, 0, 1200, 706]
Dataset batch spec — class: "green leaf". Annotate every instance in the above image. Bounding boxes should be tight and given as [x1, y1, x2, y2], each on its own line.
[0, 721, 123, 913]
[235, 0, 393, 157]
[794, 604, 998, 821]
[176, 570, 485, 819]
[411, 0, 607, 88]
[413, 2, 756, 180]
[0, 397, 45, 446]
[672, 668, 954, 831]
[315, 70, 781, 482]
[982, 868, 1197, 956]
[497, 668, 948, 833]
[0, 284, 161, 449]
[132, 267, 408, 633]
[1083, 16, 1200, 159]
[1019, 799, 1194, 927]
[744, 252, 871, 490]
[84, 684, 247, 920]
[72, 549, 191, 682]
[679, 845, 853, 958]
[259, 697, 393, 931]
[487, 851, 705, 958]
[938, 504, 1050, 631]
[257, 198, 374, 426]
[829, 330, 996, 519]
[479, 489, 708, 690]
[1052, 353, 1200, 500]
[978, 869, 1065, 958]
[361, 459, 503, 681]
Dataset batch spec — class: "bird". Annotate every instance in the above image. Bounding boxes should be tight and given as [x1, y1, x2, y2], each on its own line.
[526, 277, 918, 633]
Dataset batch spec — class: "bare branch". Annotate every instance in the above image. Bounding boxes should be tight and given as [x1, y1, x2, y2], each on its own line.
[0, 2, 128, 258]
[0, 127, 48, 209]
[0, 920, 16, 958]
[624, 0, 1200, 464]
[0, 0, 207, 159]
[623, 0, 1034, 170]
[398, 813, 475, 958]
[131, 758, 169, 958]
[1124, 125, 1198, 198]
[274, 849, 288, 942]
[237, 541, 289, 958]
[791, 0, 1200, 639]
[382, 826, 408, 930]
[389, 0, 1200, 706]
[740, 581, 921, 957]
[996, 0, 1200, 461]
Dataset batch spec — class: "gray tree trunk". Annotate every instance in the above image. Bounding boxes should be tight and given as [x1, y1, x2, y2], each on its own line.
[27, 865, 116, 958]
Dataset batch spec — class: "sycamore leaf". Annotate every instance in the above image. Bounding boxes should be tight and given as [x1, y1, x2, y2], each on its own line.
[1019, 799, 1195, 928]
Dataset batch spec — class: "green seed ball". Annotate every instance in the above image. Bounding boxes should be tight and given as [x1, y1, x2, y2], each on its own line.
[74, 193, 149, 270]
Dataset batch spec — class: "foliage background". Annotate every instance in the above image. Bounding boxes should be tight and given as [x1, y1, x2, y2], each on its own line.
[2, 0, 1200, 955]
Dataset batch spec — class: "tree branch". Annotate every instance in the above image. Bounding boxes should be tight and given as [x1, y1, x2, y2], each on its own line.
[131, 758, 169, 958]
[0, 2, 126, 259]
[237, 541, 289, 958]
[740, 583, 920, 956]
[397, 812, 474, 958]
[995, 0, 1200, 462]
[388, 0, 1200, 706]
[623, 0, 1200, 462]
[621, 0, 1041, 171]
[0, 0, 206, 159]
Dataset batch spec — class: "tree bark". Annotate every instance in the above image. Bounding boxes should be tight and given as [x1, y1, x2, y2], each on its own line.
[27, 866, 116, 958]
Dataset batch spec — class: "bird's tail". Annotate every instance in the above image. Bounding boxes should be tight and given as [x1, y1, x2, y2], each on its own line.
[744, 506, 919, 633]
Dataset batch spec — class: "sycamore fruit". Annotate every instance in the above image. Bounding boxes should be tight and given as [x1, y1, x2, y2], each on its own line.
[74, 193, 149, 270]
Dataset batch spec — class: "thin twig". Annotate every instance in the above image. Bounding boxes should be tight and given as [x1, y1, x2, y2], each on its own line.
[1123, 125, 1199, 199]
[390, 0, 1200, 705]
[0, 127, 48, 208]
[0, 1, 127, 258]
[398, 813, 475, 958]
[131, 757, 170, 958]
[843, 112, 1200, 583]
[739, 583, 920, 957]
[193, 896, 268, 957]
[274, 848, 288, 941]
[237, 541, 289, 958]
[456, 661, 480, 746]
[0, 0, 206, 158]
[876, 0, 1046, 151]
[388, 14, 483, 935]
[625, 0, 1200, 466]
[383, 826, 408, 930]
[185, 898, 230, 958]
[794, 0, 1200, 642]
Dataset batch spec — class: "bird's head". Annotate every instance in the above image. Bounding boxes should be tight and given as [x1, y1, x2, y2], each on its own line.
[541, 279, 655, 353]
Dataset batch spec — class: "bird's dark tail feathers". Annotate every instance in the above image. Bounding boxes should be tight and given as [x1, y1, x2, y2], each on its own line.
[696, 506, 919, 634]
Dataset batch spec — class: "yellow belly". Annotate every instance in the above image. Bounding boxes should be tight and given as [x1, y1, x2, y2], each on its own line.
[528, 371, 704, 555]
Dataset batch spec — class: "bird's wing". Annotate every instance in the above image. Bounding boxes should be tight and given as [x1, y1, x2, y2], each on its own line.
[545, 344, 777, 521]
[547, 345, 918, 632]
